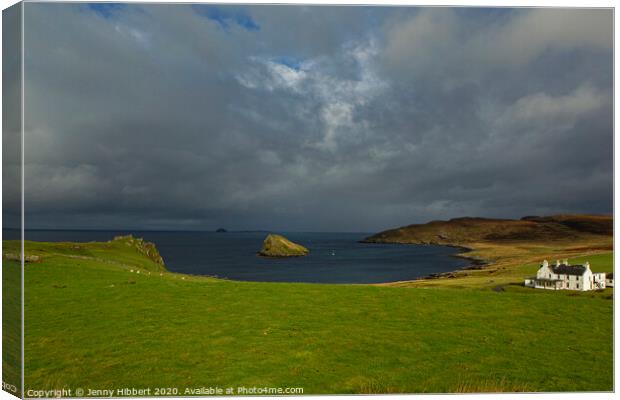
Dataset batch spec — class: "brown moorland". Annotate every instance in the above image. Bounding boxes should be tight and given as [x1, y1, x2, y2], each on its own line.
[362, 214, 612, 288]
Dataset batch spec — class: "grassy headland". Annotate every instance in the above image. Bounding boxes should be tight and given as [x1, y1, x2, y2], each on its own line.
[1, 222, 613, 394]
[363, 214, 613, 289]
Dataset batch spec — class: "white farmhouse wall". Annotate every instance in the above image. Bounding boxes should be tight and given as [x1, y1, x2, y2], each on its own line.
[526, 260, 608, 292]
[583, 268, 593, 291]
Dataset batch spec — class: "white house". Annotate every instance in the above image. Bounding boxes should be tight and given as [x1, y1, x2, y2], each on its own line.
[606, 273, 614, 287]
[525, 259, 612, 291]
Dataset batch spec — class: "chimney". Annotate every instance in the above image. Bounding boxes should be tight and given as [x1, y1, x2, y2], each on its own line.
[556, 260, 560, 267]
[563, 259, 568, 265]
[542, 260, 549, 267]
[585, 261, 590, 270]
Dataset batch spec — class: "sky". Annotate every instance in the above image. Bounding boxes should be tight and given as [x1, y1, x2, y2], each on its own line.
[10, 4, 614, 232]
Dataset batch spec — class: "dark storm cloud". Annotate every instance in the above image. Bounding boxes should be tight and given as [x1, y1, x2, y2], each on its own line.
[3, 3, 22, 228]
[21, 5, 613, 231]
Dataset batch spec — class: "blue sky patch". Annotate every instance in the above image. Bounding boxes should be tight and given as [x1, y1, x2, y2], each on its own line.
[85, 3, 126, 19]
[272, 56, 303, 71]
[192, 5, 260, 31]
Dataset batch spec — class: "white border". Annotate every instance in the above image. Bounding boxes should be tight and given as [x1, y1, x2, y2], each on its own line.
[0, 2, 616, 400]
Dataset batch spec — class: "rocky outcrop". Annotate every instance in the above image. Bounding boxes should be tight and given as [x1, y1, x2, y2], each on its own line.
[112, 235, 165, 267]
[258, 234, 309, 257]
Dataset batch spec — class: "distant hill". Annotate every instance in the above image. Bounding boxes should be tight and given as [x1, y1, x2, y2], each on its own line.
[362, 214, 612, 245]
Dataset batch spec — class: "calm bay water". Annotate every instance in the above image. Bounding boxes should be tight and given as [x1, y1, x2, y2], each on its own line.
[6, 229, 469, 283]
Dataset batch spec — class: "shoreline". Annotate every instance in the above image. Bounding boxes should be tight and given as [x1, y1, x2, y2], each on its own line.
[14, 237, 610, 287]
[360, 240, 493, 284]
[13, 237, 489, 286]
[366, 238, 613, 288]
[425, 245, 490, 280]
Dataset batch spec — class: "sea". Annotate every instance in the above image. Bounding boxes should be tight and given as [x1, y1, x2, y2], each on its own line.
[4, 230, 469, 284]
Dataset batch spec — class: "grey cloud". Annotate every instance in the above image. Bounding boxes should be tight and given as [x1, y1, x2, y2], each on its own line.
[382, 8, 612, 80]
[18, 4, 613, 232]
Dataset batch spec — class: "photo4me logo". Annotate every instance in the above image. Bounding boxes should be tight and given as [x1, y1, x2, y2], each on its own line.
[184, 386, 304, 396]
[235, 387, 304, 395]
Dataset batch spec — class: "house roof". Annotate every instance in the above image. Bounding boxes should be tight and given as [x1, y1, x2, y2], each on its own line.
[551, 264, 587, 276]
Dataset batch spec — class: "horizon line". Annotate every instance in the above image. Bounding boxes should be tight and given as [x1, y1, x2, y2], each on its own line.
[3, 227, 375, 235]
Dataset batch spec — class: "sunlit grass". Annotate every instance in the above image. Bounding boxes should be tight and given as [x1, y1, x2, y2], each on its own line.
[1, 239, 613, 394]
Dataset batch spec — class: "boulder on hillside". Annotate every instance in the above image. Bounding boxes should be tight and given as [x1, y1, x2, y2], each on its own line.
[258, 234, 309, 257]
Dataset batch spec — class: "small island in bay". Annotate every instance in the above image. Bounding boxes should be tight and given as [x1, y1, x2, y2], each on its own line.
[216, 228, 227, 233]
[258, 234, 309, 257]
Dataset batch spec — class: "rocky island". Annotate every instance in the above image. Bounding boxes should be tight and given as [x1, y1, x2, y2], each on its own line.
[258, 234, 309, 257]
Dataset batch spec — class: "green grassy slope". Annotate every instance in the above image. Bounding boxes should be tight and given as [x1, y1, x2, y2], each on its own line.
[395, 246, 615, 291]
[3, 239, 613, 394]
[2, 257, 21, 397]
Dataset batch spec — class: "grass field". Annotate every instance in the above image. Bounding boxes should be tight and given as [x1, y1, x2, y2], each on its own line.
[385, 237, 613, 290]
[2, 247, 21, 397]
[1, 237, 614, 394]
